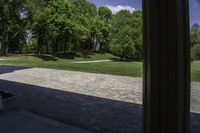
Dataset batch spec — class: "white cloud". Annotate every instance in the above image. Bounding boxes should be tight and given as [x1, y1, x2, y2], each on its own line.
[105, 5, 135, 14]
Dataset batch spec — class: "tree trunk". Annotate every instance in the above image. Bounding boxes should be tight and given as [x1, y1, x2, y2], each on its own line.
[0, 25, 7, 56]
[53, 38, 58, 54]
[91, 33, 96, 50]
[1, 31, 9, 56]
[37, 32, 43, 54]
[0, 37, 4, 56]
[46, 43, 49, 54]
[64, 37, 69, 53]
[5, 34, 9, 55]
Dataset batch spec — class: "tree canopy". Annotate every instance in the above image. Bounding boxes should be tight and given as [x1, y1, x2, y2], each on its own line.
[0, 0, 26, 55]
[0, 0, 199, 61]
[0, 0, 143, 60]
[191, 23, 200, 60]
[110, 10, 142, 60]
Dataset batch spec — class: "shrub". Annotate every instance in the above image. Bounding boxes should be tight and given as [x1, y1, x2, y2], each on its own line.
[191, 44, 200, 61]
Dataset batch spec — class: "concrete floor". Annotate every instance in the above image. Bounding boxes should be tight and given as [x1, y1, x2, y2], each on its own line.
[0, 110, 92, 133]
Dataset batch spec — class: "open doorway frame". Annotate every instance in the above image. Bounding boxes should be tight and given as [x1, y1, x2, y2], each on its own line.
[143, 0, 191, 133]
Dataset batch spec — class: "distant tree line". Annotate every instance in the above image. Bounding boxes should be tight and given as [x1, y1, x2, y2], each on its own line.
[0, 0, 143, 60]
[191, 23, 200, 61]
[1, 0, 199, 61]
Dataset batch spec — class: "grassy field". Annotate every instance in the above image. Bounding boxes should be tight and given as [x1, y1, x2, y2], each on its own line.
[0, 53, 199, 82]
[191, 61, 200, 82]
[0, 53, 142, 77]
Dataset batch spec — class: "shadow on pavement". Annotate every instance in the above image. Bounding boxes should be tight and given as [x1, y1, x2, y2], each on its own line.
[0, 65, 31, 75]
[0, 79, 142, 133]
[0, 77, 199, 133]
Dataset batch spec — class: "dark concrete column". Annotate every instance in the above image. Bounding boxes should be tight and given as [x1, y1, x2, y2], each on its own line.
[0, 95, 2, 109]
[143, 0, 190, 133]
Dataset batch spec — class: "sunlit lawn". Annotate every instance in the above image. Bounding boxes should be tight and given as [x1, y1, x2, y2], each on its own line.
[0, 53, 199, 82]
[0, 53, 142, 77]
[191, 61, 200, 82]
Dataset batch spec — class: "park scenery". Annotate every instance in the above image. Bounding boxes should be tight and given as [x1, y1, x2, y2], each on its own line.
[0, 1, 200, 133]
[0, 0, 199, 81]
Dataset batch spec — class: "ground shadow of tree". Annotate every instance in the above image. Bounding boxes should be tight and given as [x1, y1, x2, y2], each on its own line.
[32, 54, 58, 61]
[53, 52, 97, 59]
[52, 52, 81, 59]
[109, 57, 141, 62]
[0, 79, 142, 133]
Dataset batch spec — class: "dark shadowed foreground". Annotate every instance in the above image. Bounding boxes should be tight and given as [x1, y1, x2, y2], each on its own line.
[0, 66, 199, 133]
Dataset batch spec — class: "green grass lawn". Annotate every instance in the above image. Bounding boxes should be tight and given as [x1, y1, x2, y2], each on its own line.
[191, 61, 200, 82]
[0, 53, 199, 82]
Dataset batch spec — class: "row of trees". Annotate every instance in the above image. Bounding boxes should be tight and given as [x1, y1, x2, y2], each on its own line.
[0, 0, 143, 60]
[0, 0, 26, 55]
[1, 0, 199, 60]
[110, 10, 142, 60]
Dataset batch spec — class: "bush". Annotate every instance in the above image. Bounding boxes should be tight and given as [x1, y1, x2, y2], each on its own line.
[110, 32, 136, 60]
[191, 44, 200, 61]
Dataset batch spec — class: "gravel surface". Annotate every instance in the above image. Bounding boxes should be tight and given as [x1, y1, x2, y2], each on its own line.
[0, 66, 143, 104]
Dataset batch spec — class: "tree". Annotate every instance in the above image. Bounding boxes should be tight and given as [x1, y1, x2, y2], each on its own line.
[190, 23, 200, 61]
[132, 11, 143, 59]
[110, 10, 136, 60]
[191, 44, 200, 61]
[96, 7, 112, 51]
[110, 27, 136, 60]
[47, 0, 75, 53]
[98, 7, 112, 24]
[0, 0, 26, 55]
[71, 0, 98, 52]
[190, 23, 200, 46]
[25, 0, 50, 54]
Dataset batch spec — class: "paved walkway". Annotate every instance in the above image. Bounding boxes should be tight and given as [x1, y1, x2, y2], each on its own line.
[0, 66, 199, 133]
[72, 60, 112, 64]
[0, 110, 91, 133]
[0, 66, 143, 104]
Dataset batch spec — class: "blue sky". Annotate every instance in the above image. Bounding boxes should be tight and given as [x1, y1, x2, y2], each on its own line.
[190, 0, 200, 25]
[88, 0, 200, 25]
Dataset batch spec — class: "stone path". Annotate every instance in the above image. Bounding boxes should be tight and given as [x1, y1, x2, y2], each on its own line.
[0, 66, 142, 104]
[72, 60, 112, 64]
[0, 66, 199, 133]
